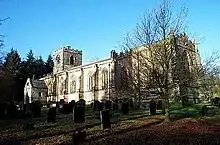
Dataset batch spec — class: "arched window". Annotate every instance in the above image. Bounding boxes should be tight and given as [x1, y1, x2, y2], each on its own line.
[88, 74, 94, 91]
[70, 55, 74, 65]
[59, 78, 65, 95]
[121, 67, 128, 89]
[102, 69, 108, 89]
[70, 75, 76, 93]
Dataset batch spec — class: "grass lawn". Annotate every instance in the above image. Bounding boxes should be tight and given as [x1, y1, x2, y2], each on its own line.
[0, 107, 163, 145]
[169, 102, 220, 120]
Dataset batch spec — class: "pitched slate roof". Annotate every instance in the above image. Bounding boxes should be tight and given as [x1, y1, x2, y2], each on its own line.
[30, 79, 47, 89]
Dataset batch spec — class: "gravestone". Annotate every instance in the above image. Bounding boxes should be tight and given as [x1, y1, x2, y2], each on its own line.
[72, 129, 86, 145]
[157, 100, 163, 110]
[150, 99, 156, 115]
[47, 107, 56, 122]
[0, 104, 6, 119]
[6, 103, 17, 119]
[78, 99, 86, 108]
[105, 100, 112, 110]
[202, 105, 208, 116]
[100, 109, 111, 130]
[93, 100, 100, 112]
[90, 102, 94, 108]
[62, 104, 71, 114]
[130, 101, 134, 108]
[47, 104, 50, 108]
[113, 102, 119, 111]
[69, 100, 76, 113]
[30, 101, 42, 118]
[93, 101, 104, 119]
[121, 102, 129, 115]
[73, 100, 85, 123]
[23, 121, 34, 130]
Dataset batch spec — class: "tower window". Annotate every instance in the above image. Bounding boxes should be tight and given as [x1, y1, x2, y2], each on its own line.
[70, 55, 74, 65]
[56, 55, 60, 64]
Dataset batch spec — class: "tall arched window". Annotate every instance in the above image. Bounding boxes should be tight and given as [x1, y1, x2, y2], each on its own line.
[70, 75, 76, 93]
[88, 74, 94, 91]
[121, 67, 128, 89]
[59, 77, 65, 95]
[70, 55, 74, 65]
[102, 69, 108, 89]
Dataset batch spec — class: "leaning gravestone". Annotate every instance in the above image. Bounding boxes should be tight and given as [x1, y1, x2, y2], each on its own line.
[121, 102, 129, 115]
[47, 107, 56, 122]
[100, 109, 111, 130]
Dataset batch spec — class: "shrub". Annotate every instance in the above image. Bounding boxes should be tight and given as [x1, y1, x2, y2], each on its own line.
[212, 97, 220, 106]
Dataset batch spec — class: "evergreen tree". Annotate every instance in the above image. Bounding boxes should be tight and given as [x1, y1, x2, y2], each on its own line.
[35, 56, 46, 78]
[25, 49, 36, 78]
[1, 48, 21, 102]
[45, 54, 54, 74]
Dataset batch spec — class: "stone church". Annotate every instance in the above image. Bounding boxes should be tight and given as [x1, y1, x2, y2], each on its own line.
[24, 33, 202, 104]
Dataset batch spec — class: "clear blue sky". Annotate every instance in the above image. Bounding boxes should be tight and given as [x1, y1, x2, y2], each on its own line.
[0, 0, 220, 63]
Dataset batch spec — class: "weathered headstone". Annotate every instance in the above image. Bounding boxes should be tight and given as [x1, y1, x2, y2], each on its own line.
[93, 100, 99, 112]
[73, 100, 85, 123]
[100, 109, 111, 130]
[129, 99, 134, 108]
[121, 102, 129, 115]
[72, 129, 86, 145]
[78, 99, 86, 108]
[69, 100, 76, 113]
[62, 103, 71, 114]
[29, 101, 42, 117]
[150, 99, 156, 115]
[105, 100, 112, 110]
[157, 100, 163, 110]
[0, 104, 6, 119]
[202, 105, 208, 116]
[99, 102, 103, 111]
[23, 121, 34, 130]
[113, 102, 119, 111]
[47, 107, 56, 122]
[90, 102, 94, 108]
[47, 104, 50, 108]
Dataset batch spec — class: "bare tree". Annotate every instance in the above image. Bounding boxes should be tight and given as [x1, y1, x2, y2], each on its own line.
[120, 0, 198, 121]
[197, 51, 220, 100]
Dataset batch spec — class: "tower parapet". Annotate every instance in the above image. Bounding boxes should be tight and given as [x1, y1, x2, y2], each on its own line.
[53, 46, 82, 73]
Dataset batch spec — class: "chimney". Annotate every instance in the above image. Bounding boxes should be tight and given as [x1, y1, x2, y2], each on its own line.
[32, 75, 35, 80]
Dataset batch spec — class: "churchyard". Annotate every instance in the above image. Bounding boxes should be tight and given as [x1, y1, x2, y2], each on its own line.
[0, 98, 220, 145]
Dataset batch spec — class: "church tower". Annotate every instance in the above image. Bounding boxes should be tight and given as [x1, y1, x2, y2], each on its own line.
[53, 46, 82, 73]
